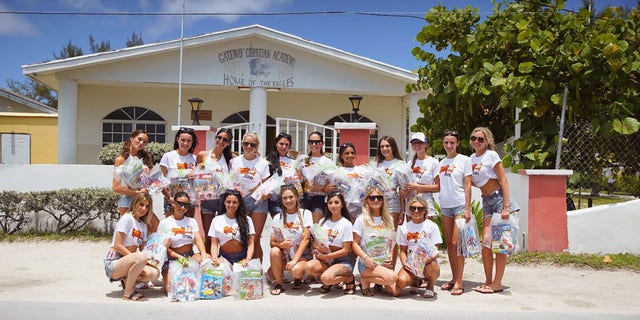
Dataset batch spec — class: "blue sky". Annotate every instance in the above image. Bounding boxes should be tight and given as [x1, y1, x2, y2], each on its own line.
[0, 0, 633, 87]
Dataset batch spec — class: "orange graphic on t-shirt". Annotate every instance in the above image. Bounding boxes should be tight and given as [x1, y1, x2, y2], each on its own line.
[384, 168, 393, 176]
[412, 166, 421, 173]
[327, 228, 340, 240]
[223, 226, 234, 234]
[177, 162, 189, 170]
[472, 163, 483, 174]
[285, 221, 295, 229]
[171, 227, 186, 235]
[406, 232, 420, 241]
[239, 167, 250, 174]
[131, 228, 142, 239]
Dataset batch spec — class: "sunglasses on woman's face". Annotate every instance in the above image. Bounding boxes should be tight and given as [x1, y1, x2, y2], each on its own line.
[409, 205, 426, 212]
[242, 141, 257, 148]
[367, 195, 384, 202]
[470, 136, 485, 143]
[216, 136, 230, 143]
[176, 201, 190, 209]
[308, 140, 323, 145]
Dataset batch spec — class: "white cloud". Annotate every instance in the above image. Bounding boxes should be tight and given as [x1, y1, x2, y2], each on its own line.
[0, 3, 38, 36]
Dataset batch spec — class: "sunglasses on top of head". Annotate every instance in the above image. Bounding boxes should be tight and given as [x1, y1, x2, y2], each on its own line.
[178, 127, 194, 133]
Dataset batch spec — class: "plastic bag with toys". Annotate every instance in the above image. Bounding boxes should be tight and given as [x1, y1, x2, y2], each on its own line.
[232, 259, 264, 300]
[405, 236, 438, 279]
[490, 212, 519, 256]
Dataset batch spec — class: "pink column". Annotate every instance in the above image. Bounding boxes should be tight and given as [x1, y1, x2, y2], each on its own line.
[518, 169, 573, 252]
[334, 122, 377, 165]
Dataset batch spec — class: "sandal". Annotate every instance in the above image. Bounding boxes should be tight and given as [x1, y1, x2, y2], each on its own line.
[319, 284, 332, 293]
[344, 279, 356, 295]
[361, 286, 375, 297]
[374, 284, 384, 292]
[292, 279, 303, 290]
[451, 287, 464, 296]
[440, 281, 455, 291]
[422, 289, 435, 299]
[123, 291, 148, 302]
[270, 283, 284, 295]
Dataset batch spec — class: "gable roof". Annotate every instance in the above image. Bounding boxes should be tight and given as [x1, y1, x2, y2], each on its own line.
[23, 24, 417, 91]
[0, 86, 57, 114]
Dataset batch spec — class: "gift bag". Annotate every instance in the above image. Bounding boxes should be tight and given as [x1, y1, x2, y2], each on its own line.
[142, 232, 167, 268]
[251, 173, 283, 201]
[455, 215, 481, 258]
[491, 212, 519, 256]
[362, 228, 396, 265]
[168, 260, 200, 302]
[232, 259, 264, 300]
[199, 259, 224, 300]
[193, 169, 222, 201]
[170, 177, 197, 206]
[406, 237, 438, 278]
[140, 164, 170, 194]
[114, 156, 144, 189]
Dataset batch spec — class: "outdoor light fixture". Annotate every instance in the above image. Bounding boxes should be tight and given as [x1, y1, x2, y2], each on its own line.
[348, 95, 363, 122]
[188, 97, 204, 125]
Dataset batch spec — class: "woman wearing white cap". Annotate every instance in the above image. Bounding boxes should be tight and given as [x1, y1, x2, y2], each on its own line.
[400, 132, 440, 220]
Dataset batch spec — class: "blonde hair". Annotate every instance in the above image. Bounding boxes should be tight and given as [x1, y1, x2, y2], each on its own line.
[129, 192, 154, 227]
[407, 196, 429, 219]
[242, 132, 260, 145]
[471, 127, 496, 151]
[361, 187, 394, 230]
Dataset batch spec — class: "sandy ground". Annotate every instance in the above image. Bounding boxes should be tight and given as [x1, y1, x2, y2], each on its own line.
[0, 239, 639, 320]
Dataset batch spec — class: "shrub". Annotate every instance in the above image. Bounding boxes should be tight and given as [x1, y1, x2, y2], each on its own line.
[98, 142, 172, 165]
[0, 191, 29, 234]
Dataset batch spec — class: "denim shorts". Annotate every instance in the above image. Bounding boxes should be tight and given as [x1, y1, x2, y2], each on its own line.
[440, 205, 466, 218]
[103, 250, 123, 281]
[481, 189, 520, 219]
[117, 195, 132, 209]
[244, 195, 268, 213]
[220, 250, 247, 264]
[201, 199, 221, 215]
[302, 194, 326, 214]
[331, 254, 355, 272]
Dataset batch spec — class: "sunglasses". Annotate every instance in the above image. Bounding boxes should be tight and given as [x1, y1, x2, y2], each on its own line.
[443, 130, 459, 137]
[242, 141, 258, 148]
[178, 127, 194, 133]
[470, 136, 485, 143]
[308, 140, 323, 145]
[216, 136, 230, 143]
[277, 132, 292, 139]
[225, 189, 241, 196]
[368, 195, 384, 202]
[409, 205, 426, 212]
[176, 201, 190, 209]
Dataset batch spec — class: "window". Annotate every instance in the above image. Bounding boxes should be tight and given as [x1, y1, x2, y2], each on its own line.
[324, 113, 378, 158]
[102, 106, 166, 146]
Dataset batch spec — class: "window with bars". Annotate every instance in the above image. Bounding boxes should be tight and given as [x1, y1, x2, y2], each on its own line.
[102, 106, 166, 146]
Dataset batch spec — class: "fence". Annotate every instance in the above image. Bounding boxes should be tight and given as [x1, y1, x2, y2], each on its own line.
[560, 120, 640, 201]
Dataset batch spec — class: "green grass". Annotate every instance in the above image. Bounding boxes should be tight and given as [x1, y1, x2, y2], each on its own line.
[0, 230, 111, 242]
[509, 252, 640, 272]
[571, 194, 634, 210]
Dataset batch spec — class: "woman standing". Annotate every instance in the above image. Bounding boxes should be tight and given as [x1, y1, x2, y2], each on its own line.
[229, 132, 270, 261]
[300, 131, 336, 223]
[208, 190, 255, 265]
[467, 127, 519, 294]
[103, 193, 159, 301]
[265, 132, 299, 218]
[438, 130, 472, 295]
[305, 191, 356, 294]
[351, 187, 398, 296]
[269, 185, 313, 295]
[158, 191, 210, 293]
[376, 136, 405, 228]
[160, 127, 198, 216]
[336, 142, 368, 222]
[196, 128, 235, 252]
[396, 197, 442, 298]
[112, 130, 160, 232]
[401, 133, 440, 220]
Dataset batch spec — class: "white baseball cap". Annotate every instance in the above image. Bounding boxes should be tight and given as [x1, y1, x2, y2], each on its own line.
[410, 132, 428, 143]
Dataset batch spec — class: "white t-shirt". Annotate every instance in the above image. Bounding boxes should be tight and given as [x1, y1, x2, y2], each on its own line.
[377, 159, 404, 198]
[397, 220, 442, 252]
[410, 156, 440, 200]
[208, 214, 256, 247]
[272, 209, 313, 245]
[467, 150, 501, 188]
[160, 150, 196, 178]
[300, 155, 334, 196]
[111, 213, 147, 248]
[203, 151, 229, 174]
[353, 215, 392, 246]
[438, 154, 471, 208]
[318, 217, 353, 248]
[158, 216, 200, 248]
[230, 155, 270, 195]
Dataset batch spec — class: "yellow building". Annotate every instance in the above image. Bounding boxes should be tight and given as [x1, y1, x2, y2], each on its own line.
[0, 87, 57, 164]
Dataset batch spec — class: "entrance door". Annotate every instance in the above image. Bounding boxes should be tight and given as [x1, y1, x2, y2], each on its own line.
[1, 133, 31, 164]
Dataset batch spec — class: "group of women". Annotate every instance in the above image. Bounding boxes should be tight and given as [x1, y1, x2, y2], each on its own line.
[104, 125, 518, 301]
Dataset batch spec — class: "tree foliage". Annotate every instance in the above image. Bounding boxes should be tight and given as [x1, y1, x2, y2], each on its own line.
[126, 32, 144, 47]
[409, 0, 639, 170]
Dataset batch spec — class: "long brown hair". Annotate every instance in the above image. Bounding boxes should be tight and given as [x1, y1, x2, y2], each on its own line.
[376, 136, 402, 163]
[121, 129, 153, 167]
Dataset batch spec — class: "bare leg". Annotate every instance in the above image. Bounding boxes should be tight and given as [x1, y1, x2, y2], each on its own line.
[201, 213, 214, 254]
[491, 253, 507, 290]
[441, 216, 457, 289]
[250, 212, 267, 261]
[112, 252, 155, 297]
[270, 248, 285, 285]
[320, 264, 353, 286]
[305, 259, 328, 280]
[289, 260, 308, 281]
[480, 217, 494, 287]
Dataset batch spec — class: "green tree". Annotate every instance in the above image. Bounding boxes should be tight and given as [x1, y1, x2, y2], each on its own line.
[52, 39, 83, 60]
[126, 32, 144, 47]
[89, 35, 111, 53]
[409, 0, 639, 170]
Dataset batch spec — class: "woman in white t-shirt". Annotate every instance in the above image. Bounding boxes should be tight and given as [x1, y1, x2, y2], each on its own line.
[300, 131, 337, 223]
[265, 132, 301, 218]
[208, 190, 255, 266]
[230, 132, 270, 261]
[160, 127, 198, 216]
[376, 136, 405, 228]
[305, 191, 356, 295]
[269, 185, 313, 295]
[158, 191, 210, 293]
[352, 187, 398, 297]
[103, 193, 159, 301]
[437, 130, 472, 296]
[468, 127, 519, 294]
[400, 132, 440, 220]
[336, 142, 368, 222]
[396, 197, 442, 298]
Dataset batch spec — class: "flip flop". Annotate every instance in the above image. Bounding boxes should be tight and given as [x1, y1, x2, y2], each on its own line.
[440, 282, 455, 291]
[451, 287, 464, 296]
[292, 279, 303, 290]
[123, 291, 148, 302]
[422, 289, 435, 298]
[270, 283, 284, 295]
[475, 286, 503, 294]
